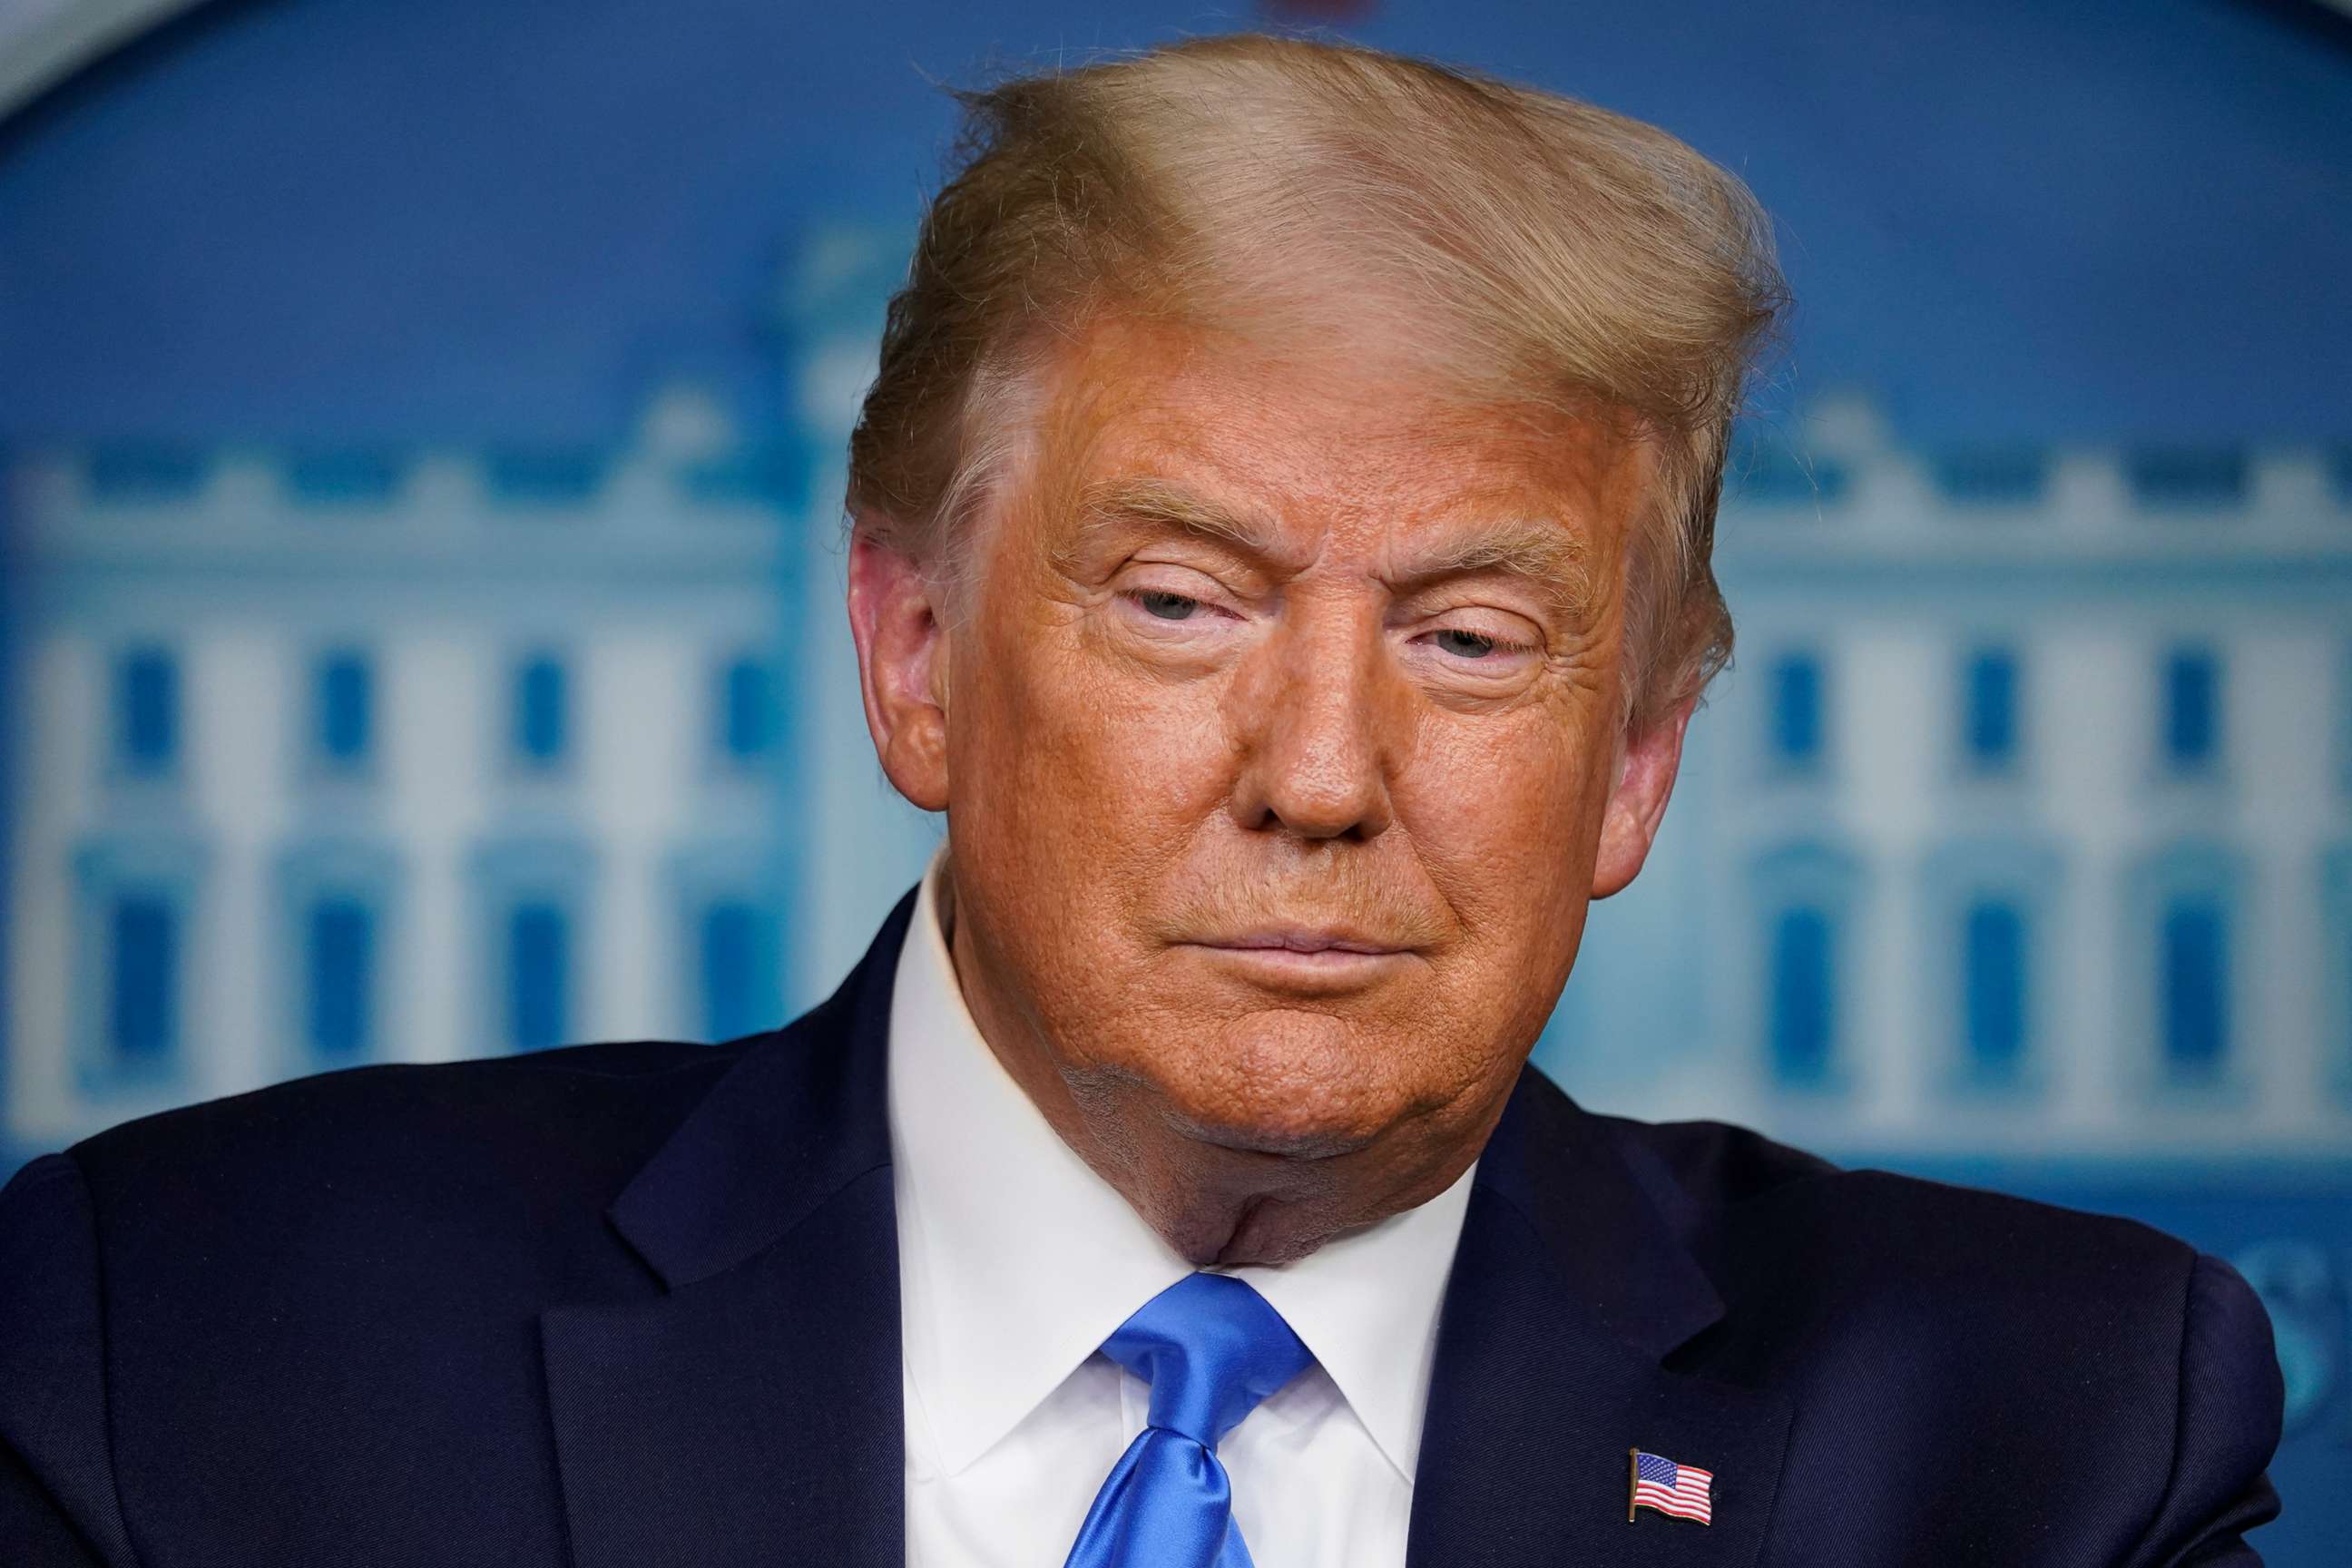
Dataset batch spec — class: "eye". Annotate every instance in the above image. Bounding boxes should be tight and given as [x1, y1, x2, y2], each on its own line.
[1110, 567, 1235, 637]
[1132, 590, 1202, 622]
[1432, 628, 1499, 659]
[1436, 627, 1536, 660]
[1410, 616, 1542, 673]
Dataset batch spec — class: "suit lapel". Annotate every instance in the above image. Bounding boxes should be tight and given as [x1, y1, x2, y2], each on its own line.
[540, 891, 916, 1568]
[1407, 1074, 1793, 1568]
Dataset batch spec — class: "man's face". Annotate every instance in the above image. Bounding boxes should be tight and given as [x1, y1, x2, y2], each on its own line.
[852, 311, 1690, 1261]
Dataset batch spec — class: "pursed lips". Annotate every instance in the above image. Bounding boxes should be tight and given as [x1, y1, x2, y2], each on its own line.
[1198, 930, 1409, 956]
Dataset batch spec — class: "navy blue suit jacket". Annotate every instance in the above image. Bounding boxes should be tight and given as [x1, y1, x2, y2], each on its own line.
[0, 889, 2285, 1565]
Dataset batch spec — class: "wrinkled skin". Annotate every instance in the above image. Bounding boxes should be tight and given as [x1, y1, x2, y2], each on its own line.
[848, 313, 1694, 1266]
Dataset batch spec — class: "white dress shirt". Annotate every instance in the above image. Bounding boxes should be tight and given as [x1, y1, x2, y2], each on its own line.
[888, 854, 1477, 1568]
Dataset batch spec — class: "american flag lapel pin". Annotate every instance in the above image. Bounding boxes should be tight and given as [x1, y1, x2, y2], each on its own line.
[1628, 1447, 1714, 1525]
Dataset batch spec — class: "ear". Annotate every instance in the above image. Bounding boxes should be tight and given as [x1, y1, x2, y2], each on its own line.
[846, 526, 952, 812]
[1590, 695, 1695, 900]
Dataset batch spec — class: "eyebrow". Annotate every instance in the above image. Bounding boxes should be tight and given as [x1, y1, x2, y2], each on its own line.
[1063, 475, 1601, 625]
[1062, 476, 1285, 568]
[1398, 515, 1601, 627]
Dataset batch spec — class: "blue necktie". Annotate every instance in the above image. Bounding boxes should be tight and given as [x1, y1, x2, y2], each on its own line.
[1063, 1272, 1315, 1568]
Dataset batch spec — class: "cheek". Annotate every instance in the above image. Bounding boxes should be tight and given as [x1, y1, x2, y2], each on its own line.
[1415, 703, 1601, 848]
[1401, 709, 1606, 946]
[953, 605, 1235, 914]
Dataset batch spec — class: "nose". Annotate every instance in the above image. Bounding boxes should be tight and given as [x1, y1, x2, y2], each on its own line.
[1225, 603, 1399, 842]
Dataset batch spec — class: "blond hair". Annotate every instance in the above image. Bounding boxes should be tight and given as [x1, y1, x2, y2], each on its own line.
[847, 33, 1787, 733]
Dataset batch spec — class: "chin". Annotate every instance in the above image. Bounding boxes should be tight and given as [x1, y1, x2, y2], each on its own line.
[1168, 1108, 1385, 1161]
[1139, 1012, 1425, 1161]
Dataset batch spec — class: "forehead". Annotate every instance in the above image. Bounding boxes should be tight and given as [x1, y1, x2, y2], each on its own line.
[1021, 312, 1653, 556]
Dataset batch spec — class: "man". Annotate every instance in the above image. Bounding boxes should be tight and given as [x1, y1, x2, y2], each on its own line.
[0, 33, 2282, 1568]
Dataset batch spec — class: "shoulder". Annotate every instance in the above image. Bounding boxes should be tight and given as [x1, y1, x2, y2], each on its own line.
[1512, 1074, 2237, 1317]
[0, 1039, 742, 1534]
[1576, 1105, 2282, 1557]
[7, 1037, 751, 1293]
[1590, 1106, 2282, 1556]
[1603, 1109, 2218, 1325]
[82, 1034, 740, 1180]
[0, 1041, 783, 1556]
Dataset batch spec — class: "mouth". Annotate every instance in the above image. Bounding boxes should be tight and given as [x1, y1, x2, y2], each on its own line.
[1180, 929, 1420, 992]
[1202, 930, 1407, 956]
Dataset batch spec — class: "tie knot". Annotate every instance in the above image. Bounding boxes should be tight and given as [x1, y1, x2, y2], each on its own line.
[1099, 1273, 1314, 1447]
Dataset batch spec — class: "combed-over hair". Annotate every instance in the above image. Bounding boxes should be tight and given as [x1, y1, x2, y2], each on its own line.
[847, 32, 1788, 734]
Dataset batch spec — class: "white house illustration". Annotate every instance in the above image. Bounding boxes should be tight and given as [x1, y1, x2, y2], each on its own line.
[5, 309, 2350, 1168]
[1550, 396, 2352, 1162]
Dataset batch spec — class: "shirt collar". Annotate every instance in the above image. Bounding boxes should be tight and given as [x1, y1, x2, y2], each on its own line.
[887, 849, 1475, 1482]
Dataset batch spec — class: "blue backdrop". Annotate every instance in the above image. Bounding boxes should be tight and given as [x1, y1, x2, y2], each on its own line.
[2, 0, 2347, 1557]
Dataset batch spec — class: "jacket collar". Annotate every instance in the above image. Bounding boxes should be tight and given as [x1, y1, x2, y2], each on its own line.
[538, 888, 916, 1568]
[600, 887, 908, 1289]
[1471, 1063, 1729, 1360]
